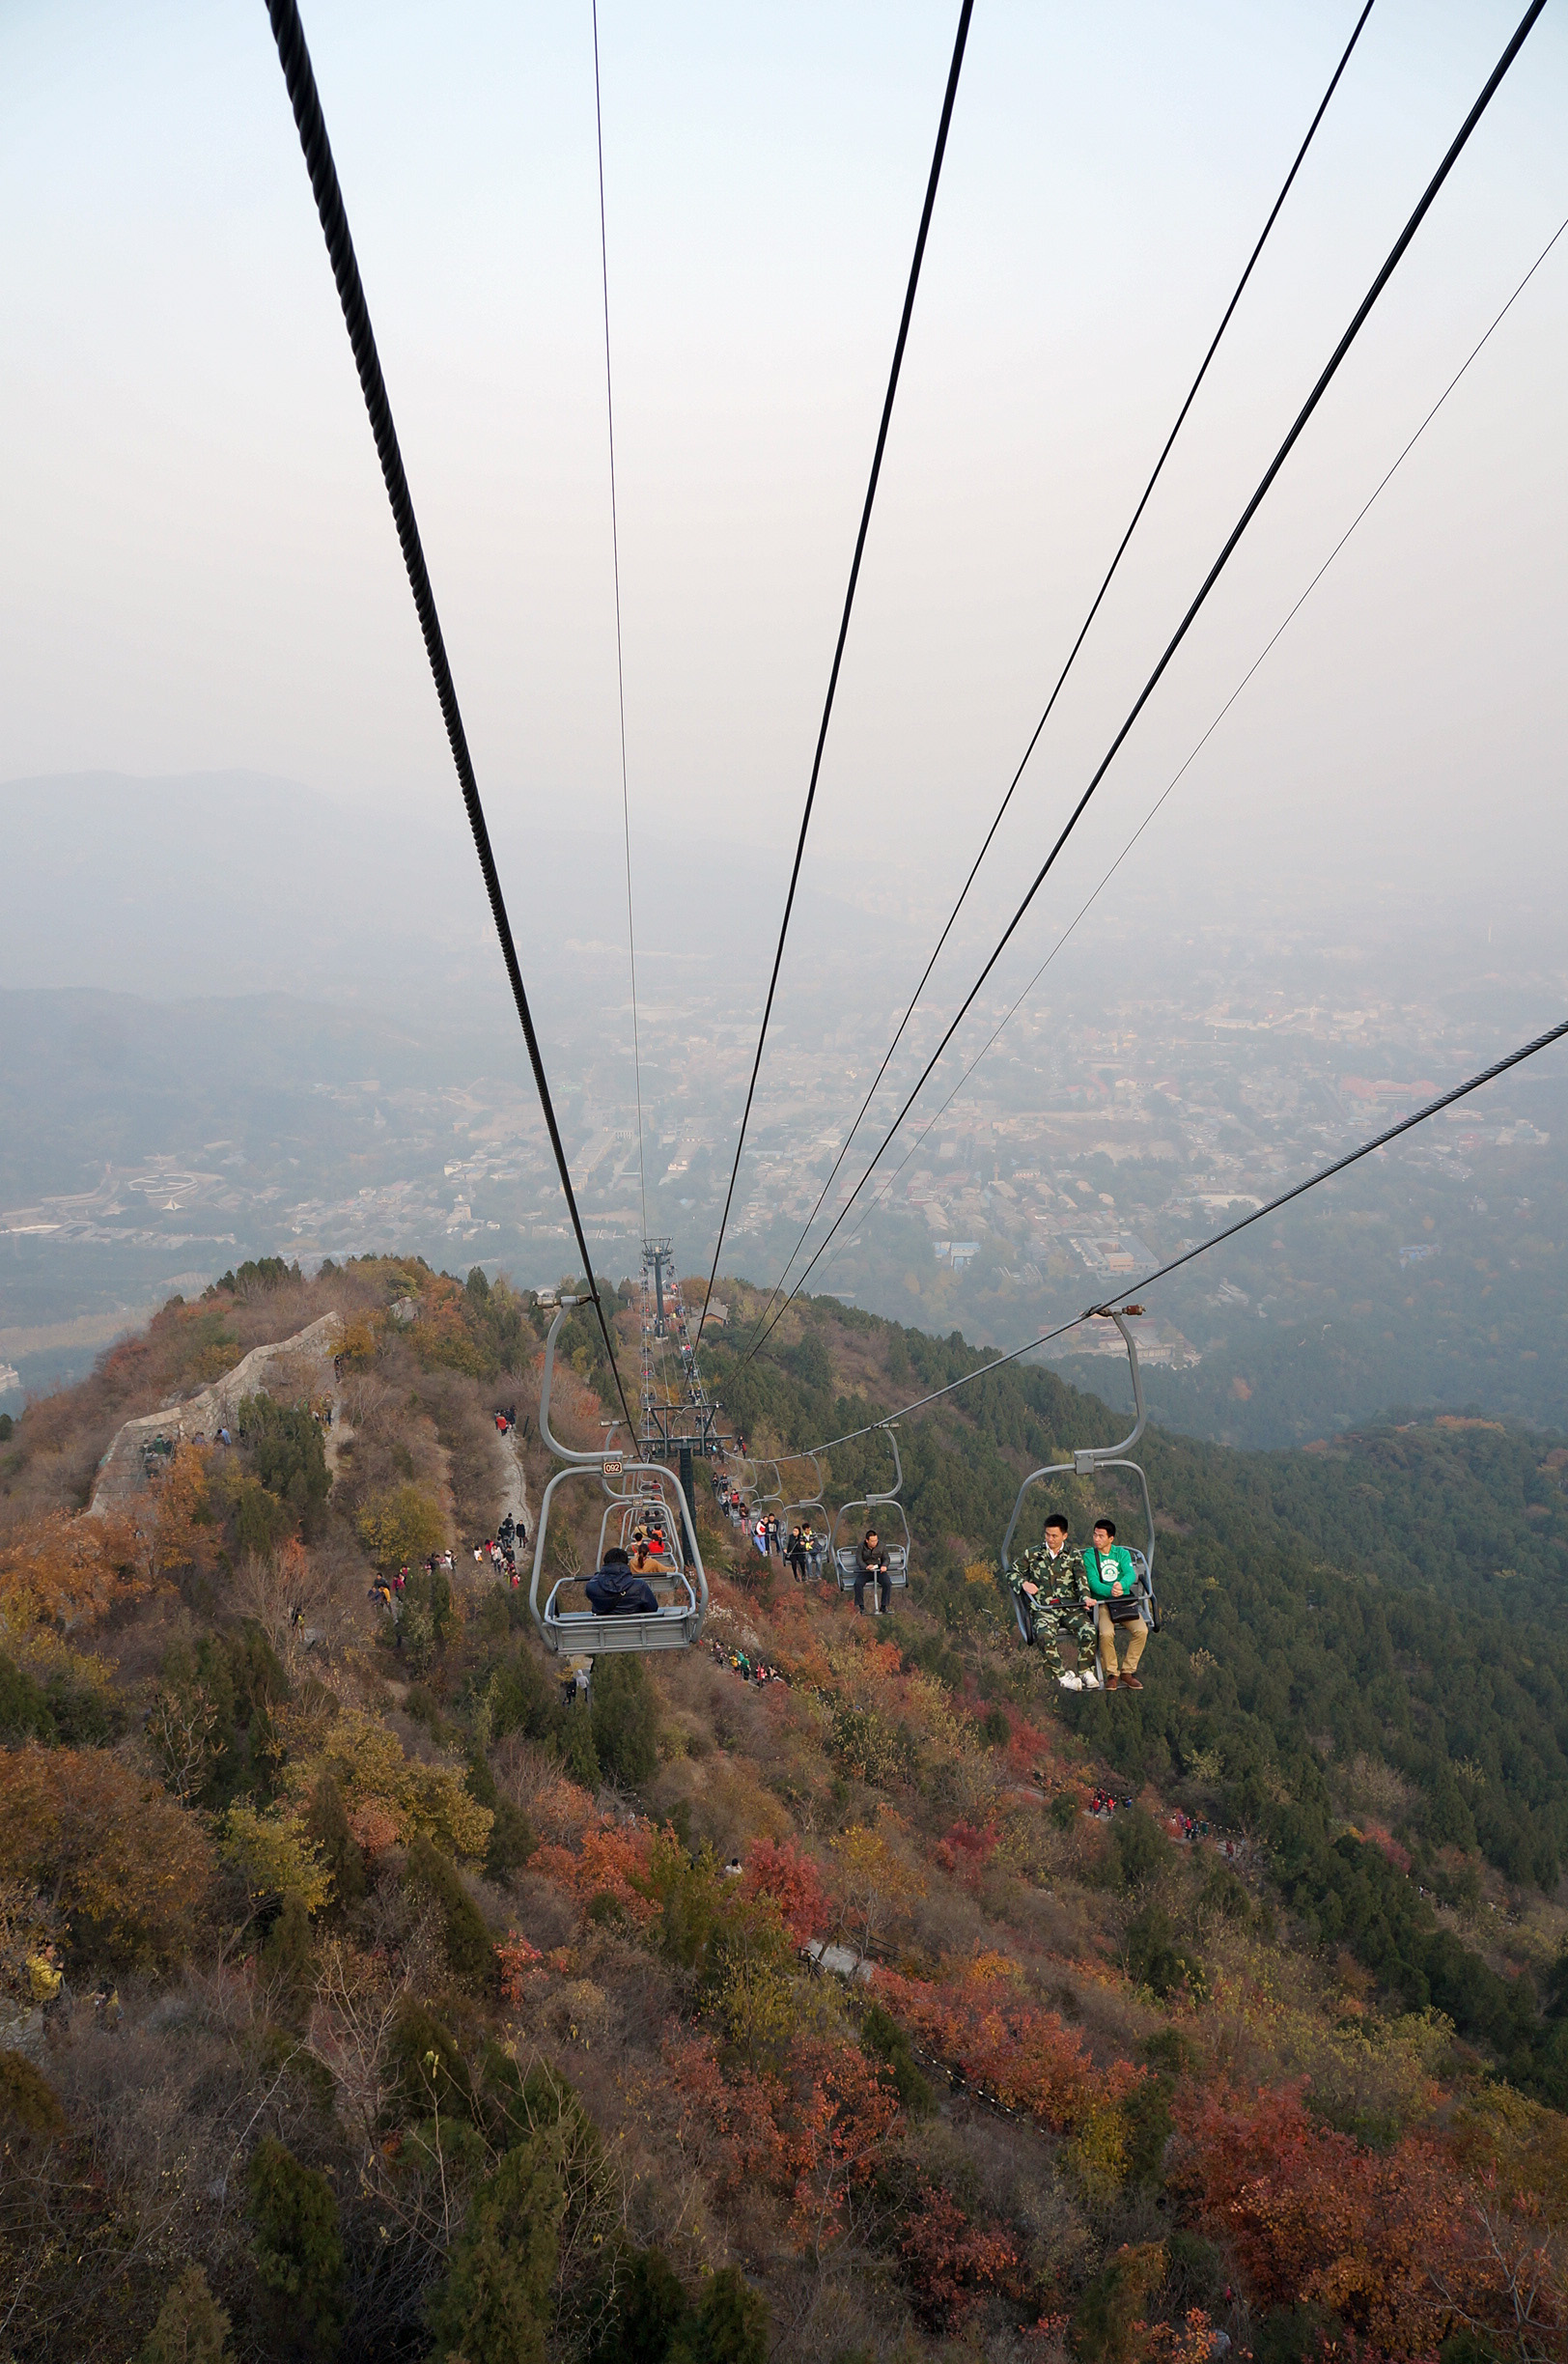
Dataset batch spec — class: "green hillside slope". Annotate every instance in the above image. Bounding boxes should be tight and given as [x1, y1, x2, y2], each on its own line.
[1, 1257, 1565, 2362]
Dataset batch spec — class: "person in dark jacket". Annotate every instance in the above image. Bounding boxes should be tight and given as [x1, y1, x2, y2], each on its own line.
[854, 1528, 891, 1617]
[585, 1545, 659, 1616]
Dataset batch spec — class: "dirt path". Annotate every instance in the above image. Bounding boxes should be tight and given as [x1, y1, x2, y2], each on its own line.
[492, 1422, 532, 1542]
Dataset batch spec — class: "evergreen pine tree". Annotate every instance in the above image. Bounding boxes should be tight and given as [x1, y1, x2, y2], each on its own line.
[245, 2134, 344, 2359]
[406, 1831, 495, 1986]
[139, 2263, 233, 2364]
[425, 2133, 567, 2364]
[305, 1771, 366, 1910]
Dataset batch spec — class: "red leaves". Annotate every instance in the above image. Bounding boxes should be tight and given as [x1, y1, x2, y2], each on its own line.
[740, 1837, 828, 1942]
[529, 1817, 659, 1931]
[663, 2025, 898, 2253]
[1171, 2077, 1462, 2355]
[495, 1930, 546, 2007]
[900, 2180, 1019, 2331]
[876, 1959, 1141, 2132]
[934, 1820, 998, 1886]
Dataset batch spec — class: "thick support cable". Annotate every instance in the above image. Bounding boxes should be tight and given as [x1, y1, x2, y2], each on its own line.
[747, 0, 1548, 1361]
[592, 0, 649, 1252]
[788, 1015, 1568, 1460]
[743, 0, 1378, 1355]
[803, 207, 1568, 1297]
[264, 0, 635, 1437]
[694, 0, 974, 1344]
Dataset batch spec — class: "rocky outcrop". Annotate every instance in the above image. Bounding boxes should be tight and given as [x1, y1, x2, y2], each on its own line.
[87, 1311, 344, 1513]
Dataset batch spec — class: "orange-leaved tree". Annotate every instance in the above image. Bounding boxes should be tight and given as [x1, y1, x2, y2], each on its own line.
[1171, 2075, 1464, 2356]
[0, 1748, 214, 1966]
[741, 1837, 828, 1943]
[662, 2024, 899, 2254]
[0, 1507, 147, 1636]
[530, 1816, 660, 1931]
[876, 1956, 1141, 2135]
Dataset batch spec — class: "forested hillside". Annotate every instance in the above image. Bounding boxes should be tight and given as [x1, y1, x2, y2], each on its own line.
[1, 1256, 1566, 2363]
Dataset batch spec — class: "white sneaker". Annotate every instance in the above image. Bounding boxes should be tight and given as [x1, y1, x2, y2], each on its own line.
[1078, 1670, 1103, 1691]
[1058, 1671, 1082, 1691]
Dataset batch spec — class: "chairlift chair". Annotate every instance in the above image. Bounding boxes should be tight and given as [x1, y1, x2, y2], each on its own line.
[598, 1484, 683, 1571]
[829, 1423, 912, 1593]
[998, 1306, 1161, 1665]
[528, 1302, 709, 1656]
[781, 1452, 830, 1577]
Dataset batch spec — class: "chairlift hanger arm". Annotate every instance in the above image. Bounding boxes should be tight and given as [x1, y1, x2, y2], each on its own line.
[1082, 1308, 1148, 1461]
[537, 1301, 607, 1467]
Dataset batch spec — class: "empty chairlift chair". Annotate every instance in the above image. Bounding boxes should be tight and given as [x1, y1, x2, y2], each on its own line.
[528, 1300, 709, 1657]
[998, 1305, 1161, 1665]
[830, 1423, 912, 1595]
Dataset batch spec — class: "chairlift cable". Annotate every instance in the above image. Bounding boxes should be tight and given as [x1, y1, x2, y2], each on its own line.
[592, 0, 650, 1252]
[263, 0, 636, 1438]
[806, 208, 1568, 1294]
[794, 1012, 1568, 1457]
[743, 0, 1548, 1364]
[741, 0, 1378, 1357]
[693, 0, 975, 1348]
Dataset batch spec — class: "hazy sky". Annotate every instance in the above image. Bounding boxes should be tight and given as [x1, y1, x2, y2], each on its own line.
[4, 1, 1565, 1024]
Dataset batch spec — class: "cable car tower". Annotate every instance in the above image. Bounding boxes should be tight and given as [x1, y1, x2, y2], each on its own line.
[638, 1237, 726, 1466]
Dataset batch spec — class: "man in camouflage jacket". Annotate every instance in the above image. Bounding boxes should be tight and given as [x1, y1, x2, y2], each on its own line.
[1009, 1515, 1099, 1688]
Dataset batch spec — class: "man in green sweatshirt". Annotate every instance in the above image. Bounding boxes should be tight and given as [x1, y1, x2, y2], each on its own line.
[1082, 1518, 1148, 1691]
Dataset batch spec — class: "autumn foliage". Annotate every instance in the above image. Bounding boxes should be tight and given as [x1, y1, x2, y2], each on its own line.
[0, 1506, 149, 1643]
[0, 1746, 213, 1965]
[664, 2024, 899, 2253]
[1171, 2077, 1463, 2355]
[876, 1956, 1143, 2133]
[900, 2181, 1020, 2330]
[740, 1836, 829, 1942]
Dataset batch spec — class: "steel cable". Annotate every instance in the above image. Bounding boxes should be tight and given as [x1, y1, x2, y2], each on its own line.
[787, 1014, 1568, 1459]
[742, 0, 1378, 1355]
[694, 0, 975, 1345]
[803, 207, 1568, 1299]
[744, 0, 1548, 1363]
[592, 0, 650, 1252]
[264, 0, 636, 1436]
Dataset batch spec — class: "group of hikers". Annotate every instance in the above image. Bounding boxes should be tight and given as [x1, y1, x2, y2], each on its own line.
[476, 1513, 526, 1585]
[708, 1637, 788, 1685]
[1008, 1513, 1153, 1693]
[367, 1548, 460, 1615]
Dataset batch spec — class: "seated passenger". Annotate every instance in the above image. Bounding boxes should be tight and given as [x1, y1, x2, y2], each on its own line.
[785, 1524, 808, 1581]
[1082, 1518, 1148, 1692]
[1011, 1513, 1098, 1690]
[585, 1545, 659, 1616]
[854, 1527, 891, 1617]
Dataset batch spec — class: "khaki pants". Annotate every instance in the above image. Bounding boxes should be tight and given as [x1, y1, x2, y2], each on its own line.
[1097, 1601, 1147, 1676]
